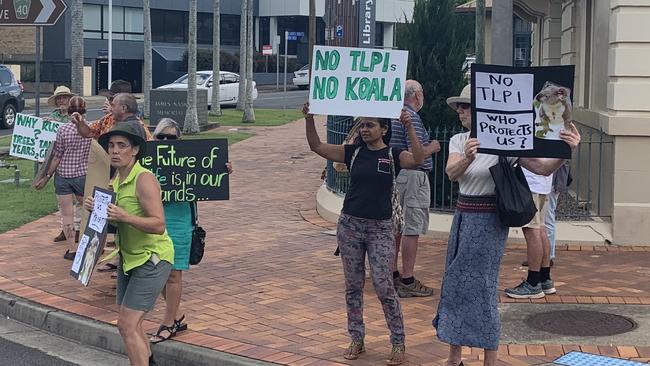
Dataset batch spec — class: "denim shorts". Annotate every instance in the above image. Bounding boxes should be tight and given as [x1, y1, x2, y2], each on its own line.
[54, 174, 86, 196]
[117, 255, 171, 312]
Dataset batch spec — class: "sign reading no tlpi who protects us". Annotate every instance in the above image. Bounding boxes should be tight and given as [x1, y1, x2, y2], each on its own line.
[470, 64, 575, 159]
[308, 46, 408, 119]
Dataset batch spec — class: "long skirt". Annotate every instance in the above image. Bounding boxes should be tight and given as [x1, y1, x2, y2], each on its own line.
[433, 195, 509, 350]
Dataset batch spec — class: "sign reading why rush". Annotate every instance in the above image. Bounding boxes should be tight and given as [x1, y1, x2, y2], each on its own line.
[0, 0, 67, 26]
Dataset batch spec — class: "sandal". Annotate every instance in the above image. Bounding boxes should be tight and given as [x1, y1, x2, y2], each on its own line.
[174, 315, 188, 333]
[149, 324, 176, 344]
[97, 263, 118, 273]
[343, 340, 365, 360]
[386, 344, 406, 366]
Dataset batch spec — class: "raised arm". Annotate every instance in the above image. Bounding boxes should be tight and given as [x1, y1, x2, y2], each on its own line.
[398, 108, 425, 168]
[71, 112, 93, 138]
[303, 102, 346, 163]
[519, 122, 581, 175]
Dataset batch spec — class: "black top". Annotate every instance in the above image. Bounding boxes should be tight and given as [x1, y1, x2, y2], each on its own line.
[342, 144, 404, 220]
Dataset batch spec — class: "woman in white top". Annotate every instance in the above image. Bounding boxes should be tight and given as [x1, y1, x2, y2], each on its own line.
[433, 85, 581, 366]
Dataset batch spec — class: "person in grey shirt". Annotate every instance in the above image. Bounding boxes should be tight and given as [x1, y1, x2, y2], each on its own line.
[390, 80, 441, 297]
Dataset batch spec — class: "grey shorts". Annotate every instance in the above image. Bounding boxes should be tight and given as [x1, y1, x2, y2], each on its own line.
[54, 174, 86, 196]
[117, 255, 171, 312]
[395, 169, 430, 236]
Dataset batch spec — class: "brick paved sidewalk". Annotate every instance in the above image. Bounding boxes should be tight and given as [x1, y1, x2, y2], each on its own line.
[1, 118, 649, 365]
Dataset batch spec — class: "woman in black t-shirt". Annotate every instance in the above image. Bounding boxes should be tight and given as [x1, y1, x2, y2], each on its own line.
[304, 103, 424, 366]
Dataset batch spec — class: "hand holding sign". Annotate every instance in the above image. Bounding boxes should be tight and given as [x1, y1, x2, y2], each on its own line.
[464, 138, 480, 162]
[559, 121, 581, 150]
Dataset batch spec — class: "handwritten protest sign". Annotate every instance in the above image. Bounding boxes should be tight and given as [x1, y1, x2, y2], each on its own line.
[70, 187, 116, 286]
[308, 45, 408, 119]
[470, 64, 575, 159]
[10, 113, 62, 162]
[141, 139, 229, 202]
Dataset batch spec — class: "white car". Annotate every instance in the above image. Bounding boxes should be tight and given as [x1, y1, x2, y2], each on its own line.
[292, 64, 310, 90]
[157, 71, 258, 107]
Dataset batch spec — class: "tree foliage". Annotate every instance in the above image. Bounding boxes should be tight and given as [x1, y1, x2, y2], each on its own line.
[397, 0, 474, 130]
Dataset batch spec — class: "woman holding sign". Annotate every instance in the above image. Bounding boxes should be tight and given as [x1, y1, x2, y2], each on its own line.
[87, 120, 174, 366]
[148, 118, 233, 344]
[303, 103, 424, 366]
[434, 85, 581, 366]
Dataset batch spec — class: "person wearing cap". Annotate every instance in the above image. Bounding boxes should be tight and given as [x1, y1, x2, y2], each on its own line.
[85, 120, 173, 366]
[433, 85, 581, 366]
[389, 79, 441, 298]
[72, 80, 152, 141]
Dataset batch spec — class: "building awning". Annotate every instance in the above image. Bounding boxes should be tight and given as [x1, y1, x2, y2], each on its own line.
[153, 46, 186, 62]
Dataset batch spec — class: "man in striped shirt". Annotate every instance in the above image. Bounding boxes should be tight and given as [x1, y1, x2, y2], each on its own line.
[390, 79, 441, 298]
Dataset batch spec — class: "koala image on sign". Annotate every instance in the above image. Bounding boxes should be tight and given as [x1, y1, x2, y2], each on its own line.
[533, 82, 573, 140]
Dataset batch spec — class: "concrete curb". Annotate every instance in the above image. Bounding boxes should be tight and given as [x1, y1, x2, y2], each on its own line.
[0, 291, 276, 366]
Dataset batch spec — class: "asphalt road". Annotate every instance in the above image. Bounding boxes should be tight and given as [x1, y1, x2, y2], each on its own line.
[0, 316, 128, 366]
[0, 89, 309, 137]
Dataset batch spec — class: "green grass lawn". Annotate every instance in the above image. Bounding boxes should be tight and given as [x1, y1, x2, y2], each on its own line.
[0, 135, 11, 149]
[208, 108, 303, 126]
[0, 129, 252, 234]
[0, 157, 58, 234]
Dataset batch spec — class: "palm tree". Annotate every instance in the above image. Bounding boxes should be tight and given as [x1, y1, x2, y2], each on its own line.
[183, 0, 200, 134]
[210, 0, 222, 117]
[242, 0, 255, 122]
[236, 0, 247, 111]
[70, 0, 84, 95]
[143, 0, 152, 117]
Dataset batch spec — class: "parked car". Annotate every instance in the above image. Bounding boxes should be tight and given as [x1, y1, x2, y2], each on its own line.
[157, 71, 258, 107]
[0, 65, 25, 129]
[292, 64, 310, 90]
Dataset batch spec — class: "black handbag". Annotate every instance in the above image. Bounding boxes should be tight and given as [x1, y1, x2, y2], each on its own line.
[189, 202, 206, 265]
[489, 156, 537, 227]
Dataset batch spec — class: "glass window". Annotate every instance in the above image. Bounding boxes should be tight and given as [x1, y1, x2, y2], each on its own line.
[173, 73, 211, 85]
[221, 15, 240, 46]
[124, 7, 143, 34]
[197, 13, 213, 44]
[83, 4, 102, 31]
[152, 10, 187, 43]
[222, 73, 238, 84]
[0, 69, 12, 86]
[102, 6, 125, 34]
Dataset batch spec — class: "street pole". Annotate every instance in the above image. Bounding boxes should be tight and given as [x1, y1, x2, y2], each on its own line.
[309, 0, 316, 66]
[34, 26, 41, 177]
[283, 31, 288, 115]
[108, 0, 113, 87]
[276, 35, 280, 90]
[490, 0, 513, 66]
[475, 0, 485, 64]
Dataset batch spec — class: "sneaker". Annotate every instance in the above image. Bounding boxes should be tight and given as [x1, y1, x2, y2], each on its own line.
[63, 250, 76, 261]
[393, 274, 401, 292]
[397, 279, 434, 298]
[505, 280, 545, 299]
[540, 279, 556, 295]
[54, 230, 66, 242]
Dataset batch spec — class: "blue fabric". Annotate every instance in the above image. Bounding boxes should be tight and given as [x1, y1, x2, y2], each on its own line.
[163, 201, 193, 271]
[389, 105, 433, 171]
[433, 209, 509, 350]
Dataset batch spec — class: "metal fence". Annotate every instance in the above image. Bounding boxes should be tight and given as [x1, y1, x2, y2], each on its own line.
[325, 118, 612, 221]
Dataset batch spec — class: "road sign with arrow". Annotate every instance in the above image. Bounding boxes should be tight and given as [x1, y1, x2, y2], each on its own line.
[0, 0, 67, 26]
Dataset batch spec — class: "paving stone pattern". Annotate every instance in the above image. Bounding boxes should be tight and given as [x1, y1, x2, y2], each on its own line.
[1, 118, 649, 365]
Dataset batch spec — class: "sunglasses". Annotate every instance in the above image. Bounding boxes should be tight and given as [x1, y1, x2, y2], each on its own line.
[457, 103, 471, 110]
[156, 133, 178, 140]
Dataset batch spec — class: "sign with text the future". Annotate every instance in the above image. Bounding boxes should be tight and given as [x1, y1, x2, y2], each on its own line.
[0, 0, 67, 26]
[308, 46, 408, 119]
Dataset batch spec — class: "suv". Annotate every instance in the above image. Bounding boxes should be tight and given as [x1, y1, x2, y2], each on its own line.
[0, 65, 25, 129]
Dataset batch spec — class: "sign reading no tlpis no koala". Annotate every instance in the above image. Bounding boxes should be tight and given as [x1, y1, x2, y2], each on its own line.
[309, 46, 408, 119]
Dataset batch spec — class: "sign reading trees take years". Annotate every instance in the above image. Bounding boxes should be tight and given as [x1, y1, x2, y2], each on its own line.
[10, 113, 62, 162]
[308, 45, 408, 119]
[141, 139, 230, 202]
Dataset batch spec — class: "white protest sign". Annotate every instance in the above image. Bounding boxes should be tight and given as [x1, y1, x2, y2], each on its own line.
[475, 72, 534, 111]
[71, 234, 90, 274]
[308, 45, 408, 119]
[475, 112, 534, 150]
[9, 113, 62, 162]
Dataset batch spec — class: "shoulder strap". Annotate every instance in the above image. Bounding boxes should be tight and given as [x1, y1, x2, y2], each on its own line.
[349, 146, 362, 171]
[388, 147, 396, 177]
[190, 201, 198, 226]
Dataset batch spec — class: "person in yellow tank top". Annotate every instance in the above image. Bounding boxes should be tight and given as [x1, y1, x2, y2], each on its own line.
[85, 120, 173, 366]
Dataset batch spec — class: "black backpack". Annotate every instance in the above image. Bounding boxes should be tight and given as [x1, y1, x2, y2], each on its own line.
[489, 156, 537, 227]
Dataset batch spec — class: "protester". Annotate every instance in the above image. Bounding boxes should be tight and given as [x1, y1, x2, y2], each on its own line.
[47, 86, 81, 244]
[433, 84, 580, 366]
[35, 96, 91, 260]
[304, 102, 424, 365]
[87, 121, 173, 366]
[72, 80, 152, 140]
[505, 168, 555, 299]
[390, 80, 440, 297]
[148, 118, 234, 343]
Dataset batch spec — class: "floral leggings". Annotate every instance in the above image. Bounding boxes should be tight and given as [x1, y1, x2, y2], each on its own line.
[337, 213, 405, 346]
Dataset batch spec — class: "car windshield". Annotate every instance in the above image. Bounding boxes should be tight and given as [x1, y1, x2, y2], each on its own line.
[299, 64, 310, 71]
[173, 73, 211, 85]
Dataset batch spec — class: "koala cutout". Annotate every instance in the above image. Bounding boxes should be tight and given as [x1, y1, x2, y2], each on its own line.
[533, 82, 573, 140]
